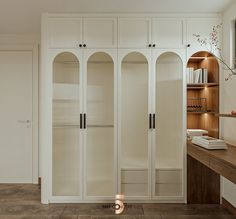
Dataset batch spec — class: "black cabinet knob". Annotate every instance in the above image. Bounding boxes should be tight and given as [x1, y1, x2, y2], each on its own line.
[79, 44, 82, 48]
[153, 44, 156, 47]
[187, 44, 191, 47]
[148, 44, 152, 47]
[83, 44, 86, 47]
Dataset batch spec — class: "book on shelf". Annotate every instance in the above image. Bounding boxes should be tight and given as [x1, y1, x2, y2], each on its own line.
[187, 129, 208, 140]
[187, 129, 208, 136]
[203, 68, 208, 83]
[186, 68, 208, 84]
[186, 67, 194, 84]
[192, 136, 228, 150]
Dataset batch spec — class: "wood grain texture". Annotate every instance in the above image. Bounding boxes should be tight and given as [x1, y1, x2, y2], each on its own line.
[0, 184, 234, 218]
[187, 155, 220, 204]
[187, 142, 236, 184]
[222, 197, 236, 215]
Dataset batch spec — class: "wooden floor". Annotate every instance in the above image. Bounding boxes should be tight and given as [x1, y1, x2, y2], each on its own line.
[0, 184, 235, 219]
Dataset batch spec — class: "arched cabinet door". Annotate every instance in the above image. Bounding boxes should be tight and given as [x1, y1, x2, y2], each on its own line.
[152, 50, 185, 201]
[118, 49, 152, 199]
[52, 51, 83, 199]
[83, 49, 117, 200]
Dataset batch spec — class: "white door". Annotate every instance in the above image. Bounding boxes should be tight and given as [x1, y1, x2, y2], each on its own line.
[0, 51, 33, 183]
[118, 49, 152, 199]
[152, 18, 184, 48]
[83, 49, 117, 200]
[118, 18, 151, 48]
[152, 49, 185, 201]
[83, 17, 117, 48]
[48, 17, 83, 49]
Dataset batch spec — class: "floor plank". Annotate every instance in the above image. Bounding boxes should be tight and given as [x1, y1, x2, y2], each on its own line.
[0, 184, 235, 219]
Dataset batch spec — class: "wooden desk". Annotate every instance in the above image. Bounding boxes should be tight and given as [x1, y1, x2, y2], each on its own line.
[187, 142, 236, 204]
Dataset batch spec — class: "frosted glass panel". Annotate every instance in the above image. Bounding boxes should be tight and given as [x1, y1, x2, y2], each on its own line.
[155, 52, 183, 197]
[121, 52, 148, 196]
[86, 52, 114, 196]
[52, 52, 80, 196]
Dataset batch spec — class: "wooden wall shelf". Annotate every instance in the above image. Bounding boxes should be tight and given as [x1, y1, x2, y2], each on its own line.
[215, 114, 236, 118]
[187, 111, 216, 114]
[187, 83, 219, 89]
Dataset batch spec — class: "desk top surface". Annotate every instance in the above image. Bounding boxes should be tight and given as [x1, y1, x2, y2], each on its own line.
[187, 141, 236, 169]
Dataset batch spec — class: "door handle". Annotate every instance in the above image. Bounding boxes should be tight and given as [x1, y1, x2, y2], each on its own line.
[17, 120, 30, 123]
[153, 114, 155, 129]
[80, 114, 83, 129]
[149, 114, 152, 129]
[83, 113, 86, 129]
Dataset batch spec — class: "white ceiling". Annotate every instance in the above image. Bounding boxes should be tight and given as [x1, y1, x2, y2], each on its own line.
[0, 0, 234, 34]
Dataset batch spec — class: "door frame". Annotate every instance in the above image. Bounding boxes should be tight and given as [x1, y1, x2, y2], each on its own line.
[0, 44, 39, 184]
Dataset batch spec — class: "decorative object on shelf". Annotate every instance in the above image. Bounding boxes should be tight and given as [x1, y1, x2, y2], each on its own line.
[231, 111, 236, 115]
[193, 24, 236, 81]
[187, 98, 207, 112]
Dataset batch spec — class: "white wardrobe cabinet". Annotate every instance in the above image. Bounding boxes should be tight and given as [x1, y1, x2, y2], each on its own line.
[50, 48, 117, 203]
[118, 17, 185, 49]
[116, 48, 185, 201]
[45, 47, 185, 204]
[186, 17, 221, 58]
[46, 15, 117, 49]
[41, 13, 221, 204]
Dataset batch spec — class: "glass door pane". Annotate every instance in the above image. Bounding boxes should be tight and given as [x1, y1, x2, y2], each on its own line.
[121, 52, 149, 197]
[86, 52, 114, 197]
[52, 52, 81, 196]
[155, 52, 183, 197]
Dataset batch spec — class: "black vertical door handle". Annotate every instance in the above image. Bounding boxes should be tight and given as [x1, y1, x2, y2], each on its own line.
[153, 114, 155, 129]
[149, 114, 152, 129]
[80, 114, 83, 129]
[84, 113, 86, 129]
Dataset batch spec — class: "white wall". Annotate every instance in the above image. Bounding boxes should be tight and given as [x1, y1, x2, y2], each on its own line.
[0, 34, 40, 44]
[222, 1, 236, 208]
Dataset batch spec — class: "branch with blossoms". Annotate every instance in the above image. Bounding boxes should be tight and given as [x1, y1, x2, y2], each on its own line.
[193, 24, 236, 81]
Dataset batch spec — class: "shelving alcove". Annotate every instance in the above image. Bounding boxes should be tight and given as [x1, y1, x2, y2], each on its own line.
[186, 51, 219, 138]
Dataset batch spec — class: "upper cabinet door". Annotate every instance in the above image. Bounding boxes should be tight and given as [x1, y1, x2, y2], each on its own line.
[118, 18, 151, 48]
[83, 17, 117, 48]
[48, 18, 83, 49]
[152, 18, 184, 48]
[186, 18, 221, 58]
